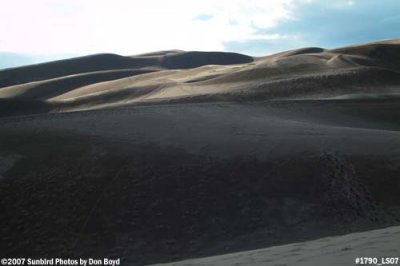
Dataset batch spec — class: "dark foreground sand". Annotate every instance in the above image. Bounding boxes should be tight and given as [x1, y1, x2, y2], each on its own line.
[0, 40, 399, 265]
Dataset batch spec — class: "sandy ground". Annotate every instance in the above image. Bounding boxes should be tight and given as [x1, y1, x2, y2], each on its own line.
[1, 100, 399, 159]
[0, 101, 399, 264]
[0, 40, 400, 265]
[152, 225, 400, 266]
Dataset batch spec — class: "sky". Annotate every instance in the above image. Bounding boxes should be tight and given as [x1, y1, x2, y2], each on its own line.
[0, 0, 399, 68]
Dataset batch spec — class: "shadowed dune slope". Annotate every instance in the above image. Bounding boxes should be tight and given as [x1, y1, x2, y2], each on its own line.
[0, 51, 253, 88]
[160, 51, 253, 69]
[0, 53, 160, 87]
[331, 39, 400, 70]
[284, 47, 325, 56]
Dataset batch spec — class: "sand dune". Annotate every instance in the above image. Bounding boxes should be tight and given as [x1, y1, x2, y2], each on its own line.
[152, 225, 400, 266]
[1, 100, 399, 265]
[0, 69, 157, 100]
[0, 53, 159, 87]
[0, 40, 399, 265]
[1, 40, 399, 115]
[0, 51, 252, 88]
[160, 51, 253, 69]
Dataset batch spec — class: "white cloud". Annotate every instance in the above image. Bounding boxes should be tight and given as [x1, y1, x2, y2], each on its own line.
[0, 0, 297, 55]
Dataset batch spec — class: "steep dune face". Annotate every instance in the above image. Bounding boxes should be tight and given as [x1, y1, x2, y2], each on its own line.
[160, 51, 253, 69]
[331, 40, 400, 70]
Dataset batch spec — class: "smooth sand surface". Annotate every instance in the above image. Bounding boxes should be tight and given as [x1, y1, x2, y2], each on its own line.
[151, 225, 400, 266]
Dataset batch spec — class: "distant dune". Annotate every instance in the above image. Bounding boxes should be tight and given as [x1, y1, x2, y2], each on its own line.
[1, 40, 399, 115]
[0, 51, 252, 87]
[0, 40, 399, 265]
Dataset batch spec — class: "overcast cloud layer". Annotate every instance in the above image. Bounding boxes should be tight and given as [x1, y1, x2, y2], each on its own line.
[0, 0, 399, 68]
